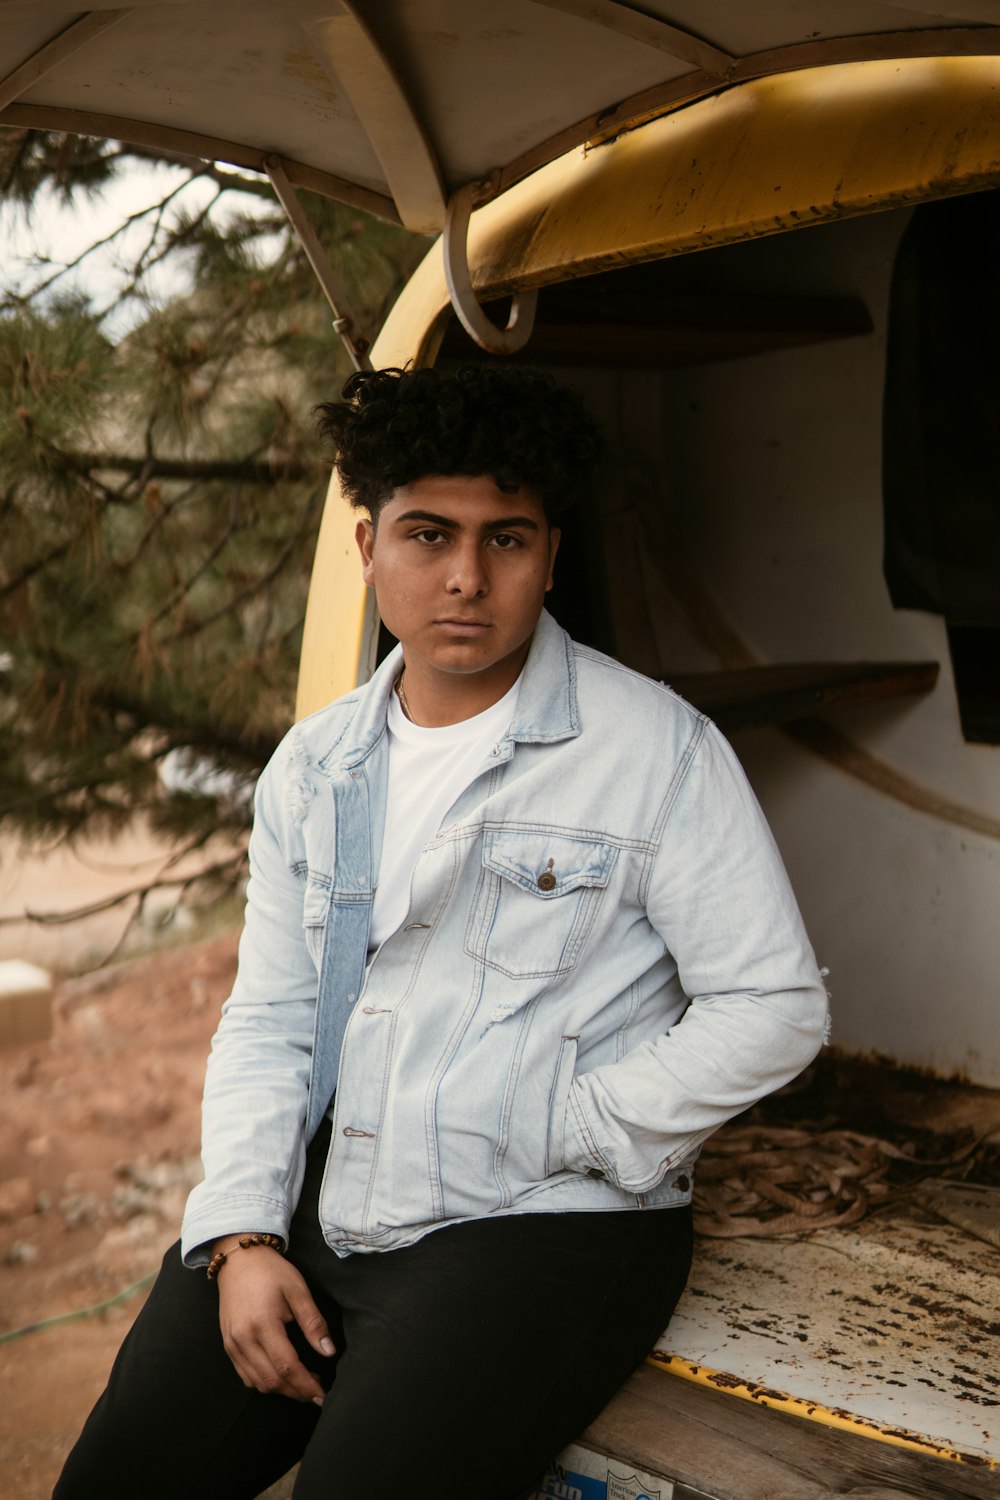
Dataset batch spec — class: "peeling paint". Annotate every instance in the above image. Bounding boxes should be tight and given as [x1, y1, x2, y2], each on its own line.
[658, 1209, 1000, 1462]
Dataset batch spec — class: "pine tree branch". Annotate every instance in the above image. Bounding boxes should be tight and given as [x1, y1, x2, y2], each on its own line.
[0, 854, 240, 927]
[92, 847, 248, 969]
[114, 482, 198, 571]
[10, 160, 270, 310]
[0, 484, 155, 600]
[108, 144, 275, 201]
[0, 844, 249, 970]
[116, 182, 224, 303]
[145, 488, 243, 631]
[0, 441, 145, 602]
[65, 452, 315, 483]
[2, 657, 281, 770]
[15, 195, 161, 302]
[96, 685, 280, 766]
[167, 487, 322, 643]
[0, 128, 32, 198]
[0, 536, 72, 600]
[0, 130, 421, 882]
[0, 775, 143, 823]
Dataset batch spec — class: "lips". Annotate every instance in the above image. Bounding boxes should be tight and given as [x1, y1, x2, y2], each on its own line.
[435, 618, 491, 632]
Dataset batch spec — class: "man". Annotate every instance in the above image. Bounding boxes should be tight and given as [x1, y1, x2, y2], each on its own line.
[57, 364, 827, 1500]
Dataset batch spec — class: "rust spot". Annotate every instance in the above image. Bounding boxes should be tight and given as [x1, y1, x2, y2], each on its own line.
[280, 46, 334, 92]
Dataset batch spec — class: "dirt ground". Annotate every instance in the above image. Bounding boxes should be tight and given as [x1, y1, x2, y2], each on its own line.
[0, 930, 241, 1499]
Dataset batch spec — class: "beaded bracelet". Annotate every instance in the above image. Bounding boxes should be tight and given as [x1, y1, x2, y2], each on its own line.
[206, 1231, 284, 1282]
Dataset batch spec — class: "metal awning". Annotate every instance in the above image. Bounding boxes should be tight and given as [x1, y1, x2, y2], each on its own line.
[3, 2, 999, 351]
[3, 2, 1000, 230]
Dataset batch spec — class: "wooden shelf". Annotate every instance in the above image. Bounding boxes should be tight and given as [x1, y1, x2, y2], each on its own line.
[668, 660, 940, 732]
[440, 263, 873, 369]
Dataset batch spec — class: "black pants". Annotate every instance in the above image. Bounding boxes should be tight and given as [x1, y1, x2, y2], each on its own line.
[56, 1121, 692, 1500]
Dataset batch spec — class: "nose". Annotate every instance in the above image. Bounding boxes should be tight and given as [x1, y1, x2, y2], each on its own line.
[445, 541, 488, 598]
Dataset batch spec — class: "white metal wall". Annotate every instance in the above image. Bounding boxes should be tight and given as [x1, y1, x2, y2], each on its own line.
[641, 209, 1000, 1084]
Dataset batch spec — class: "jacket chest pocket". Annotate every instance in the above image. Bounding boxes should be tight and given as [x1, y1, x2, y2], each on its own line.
[466, 830, 618, 979]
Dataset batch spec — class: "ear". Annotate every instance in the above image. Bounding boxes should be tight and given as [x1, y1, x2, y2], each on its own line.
[356, 517, 376, 586]
[545, 527, 561, 592]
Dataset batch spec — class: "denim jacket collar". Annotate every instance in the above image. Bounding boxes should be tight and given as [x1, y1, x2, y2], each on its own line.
[509, 610, 580, 746]
[316, 608, 580, 777]
[317, 646, 399, 775]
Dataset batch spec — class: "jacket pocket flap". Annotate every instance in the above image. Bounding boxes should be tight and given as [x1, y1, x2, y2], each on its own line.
[482, 830, 616, 897]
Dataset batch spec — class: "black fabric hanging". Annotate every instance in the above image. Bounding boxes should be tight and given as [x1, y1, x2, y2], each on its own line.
[883, 191, 1000, 742]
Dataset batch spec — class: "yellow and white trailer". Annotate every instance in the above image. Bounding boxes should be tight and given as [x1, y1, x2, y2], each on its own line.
[3, 6, 999, 1494]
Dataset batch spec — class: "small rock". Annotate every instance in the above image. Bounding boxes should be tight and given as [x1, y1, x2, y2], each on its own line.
[0, 1176, 33, 1222]
[110, 1185, 154, 1221]
[100, 1214, 163, 1252]
[60, 1192, 102, 1230]
[4, 1240, 39, 1266]
[71, 1003, 107, 1035]
[129, 1160, 192, 1193]
[13, 1055, 40, 1088]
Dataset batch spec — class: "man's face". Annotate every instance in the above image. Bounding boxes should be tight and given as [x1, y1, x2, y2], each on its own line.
[356, 474, 559, 690]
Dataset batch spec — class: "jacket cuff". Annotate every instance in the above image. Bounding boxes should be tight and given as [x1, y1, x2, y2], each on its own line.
[181, 1191, 291, 1268]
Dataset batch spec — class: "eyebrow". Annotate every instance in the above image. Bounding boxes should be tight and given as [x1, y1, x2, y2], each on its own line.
[392, 509, 540, 533]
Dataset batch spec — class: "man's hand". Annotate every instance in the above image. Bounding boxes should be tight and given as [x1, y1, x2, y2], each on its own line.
[215, 1241, 335, 1404]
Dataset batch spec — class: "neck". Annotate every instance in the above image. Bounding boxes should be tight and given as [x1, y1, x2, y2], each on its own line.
[396, 647, 529, 727]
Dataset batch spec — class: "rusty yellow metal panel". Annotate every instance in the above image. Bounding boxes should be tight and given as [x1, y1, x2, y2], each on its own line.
[296, 54, 1000, 713]
[470, 55, 1000, 293]
[295, 471, 371, 720]
[378, 54, 1000, 359]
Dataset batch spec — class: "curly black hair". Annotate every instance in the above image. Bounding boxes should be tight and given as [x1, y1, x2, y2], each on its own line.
[315, 364, 602, 524]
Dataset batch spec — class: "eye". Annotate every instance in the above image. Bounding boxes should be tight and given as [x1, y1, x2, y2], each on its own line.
[412, 528, 446, 544]
[490, 532, 522, 550]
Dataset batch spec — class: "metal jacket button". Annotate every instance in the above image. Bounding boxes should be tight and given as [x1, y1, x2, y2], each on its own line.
[537, 870, 556, 891]
[676, 1174, 690, 1193]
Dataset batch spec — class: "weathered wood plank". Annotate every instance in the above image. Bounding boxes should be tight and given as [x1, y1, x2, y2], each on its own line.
[668, 660, 939, 732]
[582, 1364, 999, 1499]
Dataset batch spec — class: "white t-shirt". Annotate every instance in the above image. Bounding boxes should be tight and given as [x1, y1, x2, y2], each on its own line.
[368, 675, 522, 952]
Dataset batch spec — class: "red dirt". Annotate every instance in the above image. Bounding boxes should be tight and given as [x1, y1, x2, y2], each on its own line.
[0, 931, 240, 1499]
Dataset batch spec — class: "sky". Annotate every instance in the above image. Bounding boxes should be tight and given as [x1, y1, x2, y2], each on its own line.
[0, 159, 267, 333]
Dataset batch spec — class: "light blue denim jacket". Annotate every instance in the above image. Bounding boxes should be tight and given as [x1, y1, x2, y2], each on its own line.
[182, 611, 827, 1263]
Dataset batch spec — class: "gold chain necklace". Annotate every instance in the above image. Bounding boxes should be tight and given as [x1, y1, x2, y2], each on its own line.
[395, 670, 412, 721]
